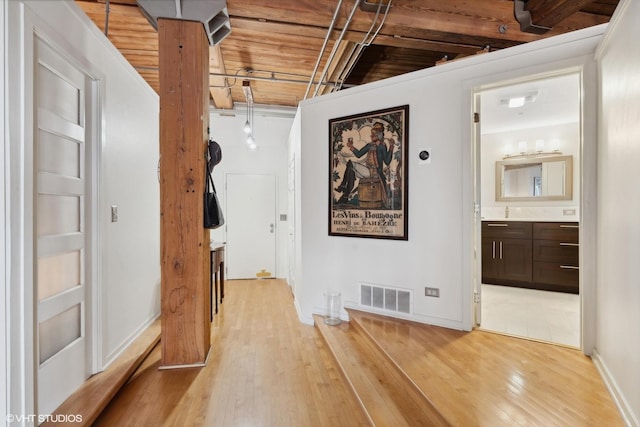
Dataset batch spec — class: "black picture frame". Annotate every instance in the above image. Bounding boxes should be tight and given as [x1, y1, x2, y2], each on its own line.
[329, 105, 409, 240]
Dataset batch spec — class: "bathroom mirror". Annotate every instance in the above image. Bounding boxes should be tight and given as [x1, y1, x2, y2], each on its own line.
[495, 155, 573, 201]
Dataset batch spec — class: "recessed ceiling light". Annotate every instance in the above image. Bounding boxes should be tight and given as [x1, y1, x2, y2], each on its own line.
[499, 91, 538, 108]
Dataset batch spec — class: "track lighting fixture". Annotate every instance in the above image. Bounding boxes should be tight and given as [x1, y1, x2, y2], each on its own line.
[242, 79, 256, 149]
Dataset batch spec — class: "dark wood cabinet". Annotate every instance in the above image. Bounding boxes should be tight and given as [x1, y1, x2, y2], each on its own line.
[482, 221, 579, 293]
[481, 222, 532, 285]
[532, 222, 579, 293]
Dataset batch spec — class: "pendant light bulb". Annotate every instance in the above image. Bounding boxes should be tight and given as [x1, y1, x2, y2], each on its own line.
[243, 120, 251, 134]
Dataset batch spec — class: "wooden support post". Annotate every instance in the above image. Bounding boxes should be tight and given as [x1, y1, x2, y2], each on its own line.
[158, 18, 211, 368]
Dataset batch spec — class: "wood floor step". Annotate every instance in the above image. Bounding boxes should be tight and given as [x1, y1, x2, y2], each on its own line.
[313, 314, 450, 427]
[42, 319, 161, 427]
[346, 308, 625, 426]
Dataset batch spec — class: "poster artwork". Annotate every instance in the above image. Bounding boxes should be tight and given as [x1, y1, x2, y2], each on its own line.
[329, 105, 409, 240]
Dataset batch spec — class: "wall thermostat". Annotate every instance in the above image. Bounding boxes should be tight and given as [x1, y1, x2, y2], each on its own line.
[418, 149, 431, 164]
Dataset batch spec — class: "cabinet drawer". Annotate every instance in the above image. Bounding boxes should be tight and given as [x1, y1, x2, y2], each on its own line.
[532, 239, 579, 264]
[482, 221, 532, 239]
[533, 222, 579, 243]
[533, 261, 579, 291]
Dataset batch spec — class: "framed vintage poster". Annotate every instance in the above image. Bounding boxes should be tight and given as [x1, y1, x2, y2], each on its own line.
[329, 105, 409, 240]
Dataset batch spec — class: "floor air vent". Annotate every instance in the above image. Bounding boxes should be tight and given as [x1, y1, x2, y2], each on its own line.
[360, 283, 411, 314]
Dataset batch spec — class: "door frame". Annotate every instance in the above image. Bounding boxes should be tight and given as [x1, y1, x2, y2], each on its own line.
[465, 60, 598, 355]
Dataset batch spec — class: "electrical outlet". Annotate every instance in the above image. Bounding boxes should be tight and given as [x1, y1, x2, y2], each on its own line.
[425, 287, 440, 298]
[563, 209, 576, 216]
[111, 205, 118, 222]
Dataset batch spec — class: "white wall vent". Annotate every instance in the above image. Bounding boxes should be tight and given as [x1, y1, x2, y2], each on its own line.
[360, 283, 411, 314]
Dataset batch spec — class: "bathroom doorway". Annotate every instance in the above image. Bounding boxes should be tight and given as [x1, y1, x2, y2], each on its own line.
[473, 71, 582, 348]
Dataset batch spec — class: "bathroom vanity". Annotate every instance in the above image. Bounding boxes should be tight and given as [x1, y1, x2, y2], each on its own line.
[481, 220, 579, 294]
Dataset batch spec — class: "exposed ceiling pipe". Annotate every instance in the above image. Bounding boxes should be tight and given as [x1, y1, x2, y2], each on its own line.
[334, 0, 391, 91]
[210, 72, 338, 86]
[104, 0, 110, 36]
[311, 0, 362, 98]
[303, 0, 345, 100]
[134, 64, 338, 86]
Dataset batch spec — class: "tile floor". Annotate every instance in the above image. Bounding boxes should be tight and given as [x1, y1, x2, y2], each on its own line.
[479, 284, 580, 348]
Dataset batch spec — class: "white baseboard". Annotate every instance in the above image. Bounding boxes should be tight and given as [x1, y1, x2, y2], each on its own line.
[592, 349, 638, 427]
[294, 299, 314, 325]
[102, 313, 160, 370]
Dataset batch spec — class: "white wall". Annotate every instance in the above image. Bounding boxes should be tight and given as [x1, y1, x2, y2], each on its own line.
[209, 108, 295, 279]
[294, 26, 604, 331]
[5, 0, 160, 419]
[595, 0, 640, 424]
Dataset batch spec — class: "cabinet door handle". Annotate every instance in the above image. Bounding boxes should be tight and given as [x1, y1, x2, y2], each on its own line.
[559, 225, 579, 229]
[487, 223, 509, 227]
[492, 241, 496, 259]
[499, 241, 503, 259]
[560, 265, 580, 270]
[559, 243, 579, 247]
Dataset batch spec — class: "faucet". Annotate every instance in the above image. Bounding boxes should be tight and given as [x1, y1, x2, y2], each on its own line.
[505, 206, 509, 218]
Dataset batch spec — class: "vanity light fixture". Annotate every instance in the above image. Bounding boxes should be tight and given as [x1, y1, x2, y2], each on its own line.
[503, 138, 561, 159]
[503, 149, 562, 160]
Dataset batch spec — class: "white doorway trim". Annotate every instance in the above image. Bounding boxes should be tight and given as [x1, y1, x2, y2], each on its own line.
[463, 58, 598, 355]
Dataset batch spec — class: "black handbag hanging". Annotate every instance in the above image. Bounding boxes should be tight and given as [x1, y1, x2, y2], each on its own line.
[204, 140, 224, 229]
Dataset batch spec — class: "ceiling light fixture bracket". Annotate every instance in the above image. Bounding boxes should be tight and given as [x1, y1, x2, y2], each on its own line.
[514, 0, 551, 35]
[359, 0, 392, 13]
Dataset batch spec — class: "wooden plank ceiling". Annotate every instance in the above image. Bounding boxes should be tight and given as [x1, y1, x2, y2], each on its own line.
[75, 0, 618, 110]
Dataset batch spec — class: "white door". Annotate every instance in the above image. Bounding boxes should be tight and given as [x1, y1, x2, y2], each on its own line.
[225, 174, 277, 279]
[34, 38, 91, 415]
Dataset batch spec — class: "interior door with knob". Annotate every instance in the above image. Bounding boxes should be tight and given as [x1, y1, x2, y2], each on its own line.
[225, 173, 277, 279]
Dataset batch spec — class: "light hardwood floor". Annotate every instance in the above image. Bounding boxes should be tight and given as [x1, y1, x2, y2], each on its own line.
[94, 279, 370, 426]
[96, 279, 623, 426]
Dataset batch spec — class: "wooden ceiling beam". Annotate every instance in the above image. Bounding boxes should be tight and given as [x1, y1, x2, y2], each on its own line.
[524, 0, 598, 29]
[227, 0, 533, 44]
[317, 40, 354, 96]
[355, 33, 481, 56]
[94, 0, 138, 5]
[227, 0, 610, 45]
[209, 45, 234, 110]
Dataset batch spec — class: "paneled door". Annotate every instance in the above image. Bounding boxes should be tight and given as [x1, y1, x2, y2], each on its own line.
[34, 37, 92, 415]
[225, 174, 277, 279]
